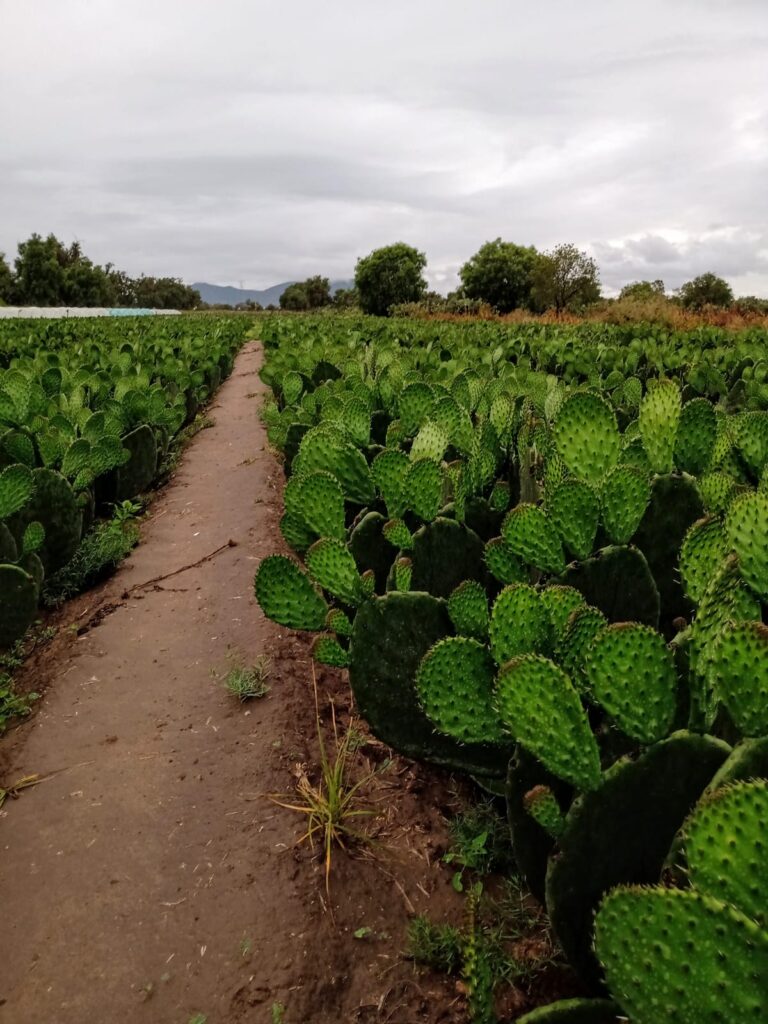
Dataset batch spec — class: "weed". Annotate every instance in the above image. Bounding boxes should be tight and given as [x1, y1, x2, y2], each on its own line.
[271, 1003, 286, 1024]
[405, 914, 463, 974]
[224, 657, 270, 701]
[444, 798, 515, 891]
[43, 517, 139, 605]
[0, 680, 38, 732]
[239, 936, 253, 958]
[111, 498, 143, 523]
[188, 1015, 207, 1024]
[271, 667, 378, 894]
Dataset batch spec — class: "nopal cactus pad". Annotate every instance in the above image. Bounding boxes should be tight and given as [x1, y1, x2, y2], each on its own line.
[254, 554, 327, 631]
[0, 464, 35, 520]
[539, 586, 587, 646]
[685, 779, 768, 924]
[495, 655, 601, 791]
[595, 886, 768, 1024]
[638, 378, 681, 473]
[523, 785, 565, 839]
[0, 563, 38, 649]
[490, 584, 553, 665]
[710, 621, 768, 736]
[501, 503, 566, 575]
[415, 636, 506, 745]
[447, 580, 489, 640]
[306, 538, 364, 606]
[548, 479, 599, 561]
[600, 464, 651, 546]
[484, 536, 527, 585]
[726, 491, 768, 600]
[679, 516, 730, 605]
[552, 392, 621, 485]
[585, 623, 677, 744]
[312, 634, 350, 668]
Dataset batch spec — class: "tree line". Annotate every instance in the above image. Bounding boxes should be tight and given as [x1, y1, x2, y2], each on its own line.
[0, 233, 200, 309]
[274, 239, 763, 318]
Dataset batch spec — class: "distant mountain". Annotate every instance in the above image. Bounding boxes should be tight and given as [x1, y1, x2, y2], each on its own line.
[193, 279, 354, 307]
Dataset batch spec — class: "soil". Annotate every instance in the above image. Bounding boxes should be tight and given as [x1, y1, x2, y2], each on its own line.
[0, 341, 569, 1024]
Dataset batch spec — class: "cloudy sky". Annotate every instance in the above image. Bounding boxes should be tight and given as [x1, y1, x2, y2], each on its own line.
[1, 0, 767, 295]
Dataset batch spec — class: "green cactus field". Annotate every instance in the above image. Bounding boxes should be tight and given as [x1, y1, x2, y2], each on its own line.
[255, 312, 768, 1022]
[3, 310, 768, 1022]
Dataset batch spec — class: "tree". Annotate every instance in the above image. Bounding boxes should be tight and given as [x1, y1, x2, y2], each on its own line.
[132, 276, 200, 310]
[355, 242, 427, 316]
[459, 238, 538, 312]
[619, 279, 665, 300]
[279, 282, 310, 310]
[678, 273, 733, 309]
[303, 275, 332, 309]
[332, 287, 359, 309]
[13, 233, 66, 305]
[531, 243, 601, 313]
[0, 253, 13, 303]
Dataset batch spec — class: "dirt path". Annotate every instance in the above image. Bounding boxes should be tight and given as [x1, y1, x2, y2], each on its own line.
[0, 342, 463, 1024]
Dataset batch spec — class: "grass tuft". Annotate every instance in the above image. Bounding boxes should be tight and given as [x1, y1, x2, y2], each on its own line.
[405, 914, 463, 974]
[43, 517, 139, 606]
[222, 656, 271, 701]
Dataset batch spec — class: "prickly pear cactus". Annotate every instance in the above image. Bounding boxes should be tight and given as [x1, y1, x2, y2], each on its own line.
[556, 605, 608, 688]
[725, 491, 768, 600]
[684, 779, 768, 923]
[538, 585, 586, 646]
[306, 538, 364, 606]
[284, 470, 346, 541]
[710, 621, 768, 736]
[312, 633, 350, 667]
[254, 554, 327, 630]
[349, 592, 509, 778]
[0, 464, 35, 519]
[595, 886, 768, 1024]
[0, 563, 38, 648]
[115, 424, 158, 500]
[408, 517, 486, 598]
[523, 785, 565, 839]
[560, 545, 659, 629]
[600, 464, 651, 546]
[496, 654, 601, 791]
[674, 397, 716, 476]
[294, 425, 375, 505]
[679, 516, 730, 604]
[447, 580, 489, 640]
[416, 636, 506, 745]
[515, 1000, 622, 1024]
[502, 503, 565, 575]
[371, 449, 409, 518]
[639, 378, 681, 473]
[584, 623, 677, 744]
[547, 732, 731, 985]
[382, 518, 413, 551]
[490, 584, 552, 664]
[548, 479, 599, 561]
[403, 457, 443, 522]
[484, 536, 527, 585]
[14, 468, 82, 574]
[552, 392, 621, 485]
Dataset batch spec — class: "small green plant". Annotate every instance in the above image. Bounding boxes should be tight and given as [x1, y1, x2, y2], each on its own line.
[271, 1002, 286, 1024]
[405, 914, 463, 973]
[188, 1015, 207, 1024]
[43, 516, 139, 605]
[444, 799, 515, 890]
[111, 498, 143, 523]
[222, 656, 271, 701]
[271, 669, 378, 893]
[0, 677, 38, 731]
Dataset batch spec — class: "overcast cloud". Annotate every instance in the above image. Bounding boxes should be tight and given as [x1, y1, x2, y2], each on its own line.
[1, 0, 767, 295]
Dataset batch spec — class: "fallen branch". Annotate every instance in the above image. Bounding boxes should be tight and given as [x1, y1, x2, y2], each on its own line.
[122, 539, 237, 597]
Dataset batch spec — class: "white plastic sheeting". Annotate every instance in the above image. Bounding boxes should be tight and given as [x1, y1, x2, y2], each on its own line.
[0, 307, 182, 318]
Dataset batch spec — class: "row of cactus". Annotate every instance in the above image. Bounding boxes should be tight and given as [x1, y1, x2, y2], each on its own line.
[254, 314, 768, 1019]
[0, 314, 249, 647]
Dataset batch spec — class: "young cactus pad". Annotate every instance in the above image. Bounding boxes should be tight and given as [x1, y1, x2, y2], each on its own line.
[684, 779, 768, 923]
[415, 636, 506, 745]
[254, 554, 327, 631]
[638, 378, 681, 474]
[725, 491, 768, 600]
[501, 503, 566, 576]
[600, 464, 651, 546]
[710, 621, 768, 736]
[490, 584, 553, 665]
[679, 516, 730, 605]
[305, 538, 364, 606]
[447, 579, 490, 640]
[595, 886, 768, 1024]
[548, 479, 599, 561]
[484, 536, 527, 585]
[584, 623, 677, 744]
[0, 464, 35, 519]
[495, 655, 601, 791]
[552, 392, 621, 485]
